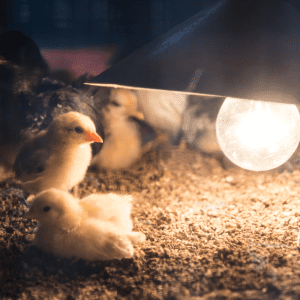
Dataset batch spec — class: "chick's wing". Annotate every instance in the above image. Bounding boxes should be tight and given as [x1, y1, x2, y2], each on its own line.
[128, 116, 157, 146]
[13, 136, 52, 181]
[81, 220, 134, 260]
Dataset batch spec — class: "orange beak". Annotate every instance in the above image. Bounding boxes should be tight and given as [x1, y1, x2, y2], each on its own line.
[85, 131, 103, 143]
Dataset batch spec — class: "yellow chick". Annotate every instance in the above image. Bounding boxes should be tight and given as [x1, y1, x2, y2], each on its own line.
[13, 112, 103, 195]
[80, 193, 145, 245]
[91, 88, 145, 170]
[80, 193, 132, 231]
[24, 188, 145, 261]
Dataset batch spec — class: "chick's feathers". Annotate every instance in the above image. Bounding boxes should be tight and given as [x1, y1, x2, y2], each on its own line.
[80, 192, 145, 245]
[13, 131, 50, 179]
[91, 88, 157, 170]
[24, 188, 145, 261]
[80, 193, 133, 232]
[25, 79, 105, 156]
[14, 112, 101, 194]
[34, 221, 134, 261]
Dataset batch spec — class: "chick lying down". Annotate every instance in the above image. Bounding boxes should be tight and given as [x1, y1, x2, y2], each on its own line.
[24, 189, 145, 261]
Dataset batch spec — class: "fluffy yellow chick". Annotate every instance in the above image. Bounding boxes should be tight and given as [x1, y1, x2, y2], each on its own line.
[91, 88, 145, 170]
[24, 188, 145, 261]
[80, 193, 145, 245]
[14, 112, 102, 195]
[80, 193, 132, 231]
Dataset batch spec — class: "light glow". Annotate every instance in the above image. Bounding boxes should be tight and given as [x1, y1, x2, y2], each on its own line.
[216, 97, 300, 171]
[236, 102, 289, 150]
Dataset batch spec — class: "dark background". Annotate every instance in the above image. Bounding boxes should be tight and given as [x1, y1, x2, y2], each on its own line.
[1, 1, 300, 74]
[0, 0, 218, 60]
[1, 0, 300, 49]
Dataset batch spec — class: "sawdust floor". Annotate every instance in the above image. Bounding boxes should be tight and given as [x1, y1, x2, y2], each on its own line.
[1, 143, 300, 300]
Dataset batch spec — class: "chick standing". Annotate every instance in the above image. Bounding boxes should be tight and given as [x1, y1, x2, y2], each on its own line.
[14, 112, 102, 195]
[24, 188, 145, 261]
[91, 88, 156, 170]
[0, 31, 105, 174]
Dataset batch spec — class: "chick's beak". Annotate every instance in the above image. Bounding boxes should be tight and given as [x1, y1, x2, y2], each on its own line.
[85, 131, 103, 143]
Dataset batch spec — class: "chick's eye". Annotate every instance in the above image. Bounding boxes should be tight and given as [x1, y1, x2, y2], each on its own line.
[43, 206, 51, 212]
[110, 101, 120, 107]
[74, 126, 83, 134]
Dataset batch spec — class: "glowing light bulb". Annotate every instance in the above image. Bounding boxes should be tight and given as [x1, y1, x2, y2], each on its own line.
[216, 97, 300, 171]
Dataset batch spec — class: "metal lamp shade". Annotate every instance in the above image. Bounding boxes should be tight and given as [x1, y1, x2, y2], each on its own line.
[88, 0, 300, 104]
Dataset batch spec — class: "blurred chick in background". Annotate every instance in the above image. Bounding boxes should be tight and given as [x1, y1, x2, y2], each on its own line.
[91, 88, 158, 170]
[135, 89, 187, 145]
[14, 112, 102, 195]
[180, 95, 225, 155]
[24, 188, 145, 261]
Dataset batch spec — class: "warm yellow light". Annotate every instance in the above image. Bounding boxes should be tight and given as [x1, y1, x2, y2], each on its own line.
[236, 102, 289, 149]
[216, 97, 300, 171]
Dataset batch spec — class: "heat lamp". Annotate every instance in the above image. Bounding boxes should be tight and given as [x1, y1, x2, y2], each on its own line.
[216, 97, 300, 171]
[86, 0, 300, 171]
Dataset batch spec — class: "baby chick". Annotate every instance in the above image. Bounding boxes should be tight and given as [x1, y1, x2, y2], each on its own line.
[135, 89, 187, 143]
[24, 188, 145, 261]
[91, 88, 156, 170]
[14, 112, 102, 195]
[80, 193, 145, 245]
[80, 193, 132, 231]
[0, 31, 106, 174]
